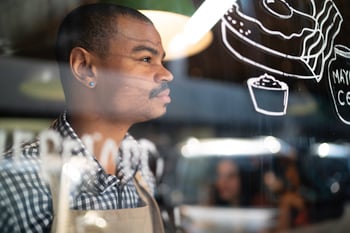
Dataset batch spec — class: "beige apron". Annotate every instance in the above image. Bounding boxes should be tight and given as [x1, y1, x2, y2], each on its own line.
[49, 170, 164, 233]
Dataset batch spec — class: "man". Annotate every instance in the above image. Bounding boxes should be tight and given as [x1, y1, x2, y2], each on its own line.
[0, 3, 173, 232]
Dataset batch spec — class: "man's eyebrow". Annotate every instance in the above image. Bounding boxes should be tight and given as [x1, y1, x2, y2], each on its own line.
[132, 45, 166, 59]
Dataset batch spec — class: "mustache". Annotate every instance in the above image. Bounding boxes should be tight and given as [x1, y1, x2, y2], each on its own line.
[149, 82, 169, 99]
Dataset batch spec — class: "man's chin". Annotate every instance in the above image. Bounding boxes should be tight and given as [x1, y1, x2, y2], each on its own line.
[151, 109, 167, 121]
[148, 107, 168, 120]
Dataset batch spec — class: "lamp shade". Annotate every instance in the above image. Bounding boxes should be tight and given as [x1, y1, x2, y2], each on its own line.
[102, 0, 195, 16]
[140, 10, 213, 60]
[102, 0, 213, 60]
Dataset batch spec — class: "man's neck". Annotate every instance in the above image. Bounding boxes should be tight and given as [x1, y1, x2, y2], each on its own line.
[67, 112, 131, 174]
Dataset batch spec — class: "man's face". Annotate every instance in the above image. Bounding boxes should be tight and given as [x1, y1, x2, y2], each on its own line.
[92, 15, 173, 123]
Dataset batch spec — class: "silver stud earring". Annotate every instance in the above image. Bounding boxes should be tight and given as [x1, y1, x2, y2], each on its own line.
[89, 81, 95, 87]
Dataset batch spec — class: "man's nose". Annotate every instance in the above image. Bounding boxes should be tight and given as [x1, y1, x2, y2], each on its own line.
[156, 66, 174, 82]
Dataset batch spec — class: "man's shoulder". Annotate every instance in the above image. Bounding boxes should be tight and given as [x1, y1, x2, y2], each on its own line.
[0, 147, 52, 233]
[0, 140, 43, 189]
[0, 140, 41, 171]
[2, 138, 40, 157]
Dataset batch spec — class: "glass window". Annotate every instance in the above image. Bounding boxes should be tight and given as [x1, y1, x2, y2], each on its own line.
[1, 0, 350, 232]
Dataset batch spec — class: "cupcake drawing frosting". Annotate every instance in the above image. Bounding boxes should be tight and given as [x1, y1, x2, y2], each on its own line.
[248, 74, 289, 115]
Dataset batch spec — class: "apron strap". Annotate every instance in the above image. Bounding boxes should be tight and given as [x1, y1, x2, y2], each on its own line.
[48, 170, 68, 233]
[134, 172, 165, 233]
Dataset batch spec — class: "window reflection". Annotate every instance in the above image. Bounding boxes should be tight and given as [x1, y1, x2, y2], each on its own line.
[1, 0, 350, 233]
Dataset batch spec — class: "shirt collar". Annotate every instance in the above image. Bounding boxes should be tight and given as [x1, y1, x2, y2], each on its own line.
[51, 112, 140, 195]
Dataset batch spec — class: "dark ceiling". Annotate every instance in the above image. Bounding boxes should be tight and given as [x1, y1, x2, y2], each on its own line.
[4, 0, 350, 92]
[0, 0, 350, 140]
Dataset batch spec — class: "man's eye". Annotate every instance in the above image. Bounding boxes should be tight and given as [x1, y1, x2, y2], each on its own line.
[142, 57, 151, 63]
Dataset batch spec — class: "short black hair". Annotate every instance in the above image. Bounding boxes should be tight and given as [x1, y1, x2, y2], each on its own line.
[55, 3, 152, 63]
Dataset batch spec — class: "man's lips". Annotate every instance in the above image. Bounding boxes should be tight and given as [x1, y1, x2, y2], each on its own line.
[149, 82, 170, 99]
[156, 89, 171, 103]
[157, 88, 170, 97]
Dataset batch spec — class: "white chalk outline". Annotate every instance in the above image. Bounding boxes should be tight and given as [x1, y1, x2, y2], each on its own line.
[247, 74, 289, 116]
[221, 0, 343, 82]
[327, 44, 350, 125]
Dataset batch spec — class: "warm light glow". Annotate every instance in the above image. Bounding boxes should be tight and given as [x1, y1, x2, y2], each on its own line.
[318, 143, 330, 157]
[180, 205, 276, 231]
[264, 136, 281, 154]
[180, 0, 236, 44]
[168, 0, 236, 57]
[181, 137, 289, 158]
[314, 142, 350, 158]
[141, 10, 213, 60]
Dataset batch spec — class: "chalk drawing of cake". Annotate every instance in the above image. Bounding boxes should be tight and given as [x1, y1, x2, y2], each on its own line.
[221, 0, 343, 82]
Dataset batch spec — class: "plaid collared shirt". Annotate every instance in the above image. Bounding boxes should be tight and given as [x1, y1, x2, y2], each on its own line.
[0, 113, 156, 233]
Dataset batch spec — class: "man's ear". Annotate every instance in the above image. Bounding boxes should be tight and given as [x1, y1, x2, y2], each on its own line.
[70, 47, 97, 88]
